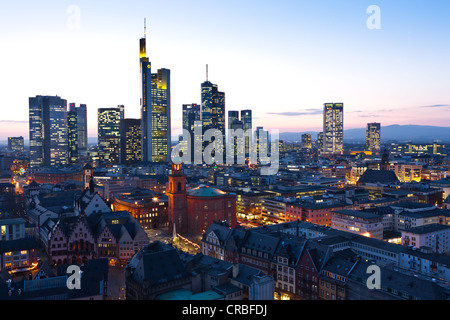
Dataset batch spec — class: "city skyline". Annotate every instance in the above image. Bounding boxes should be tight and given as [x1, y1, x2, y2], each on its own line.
[1, 0, 450, 142]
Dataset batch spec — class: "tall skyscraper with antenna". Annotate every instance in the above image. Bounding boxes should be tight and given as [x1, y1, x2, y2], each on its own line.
[201, 65, 225, 163]
[140, 19, 171, 163]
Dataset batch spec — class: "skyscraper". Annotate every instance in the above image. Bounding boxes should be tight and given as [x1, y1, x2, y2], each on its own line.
[182, 104, 201, 163]
[201, 73, 225, 163]
[317, 132, 323, 153]
[302, 133, 312, 149]
[241, 110, 252, 158]
[7, 136, 24, 153]
[140, 22, 171, 163]
[255, 126, 269, 164]
[366, 122, 381, 155]
[67, 104, 79, 163]
[122, 118, 142, 165]
[77, 104, 88, 154]
[29, 95, 68, 167]
[228, 111, 239, 130]
[98, 107, 123, 164]
[322, 103, 344, 155]
[229, 119, 244, 163]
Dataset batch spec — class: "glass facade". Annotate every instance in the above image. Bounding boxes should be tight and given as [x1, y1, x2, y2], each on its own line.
[122, 118, 142, 164]
[98, 107, 123, 164]
[323, 103, 344, 155]
[241, 110, 252, 158]
[67, 104, 79, 163]
[8, 136, 24, 152]
[140, 34, 171, 163]
[182, 104, 201, 163]
[201, 80, 225, 162]
[77, 104, 88, 152]
[366, 122, 381, 155]
[29, 95, 68, 167]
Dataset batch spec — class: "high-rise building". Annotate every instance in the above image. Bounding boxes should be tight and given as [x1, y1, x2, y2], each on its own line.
[98, 106, 123, 164]
[322, 103, 344, 155]
[302, 133, 312, 149]
[77, 104, 88, 154]
[7, 136, 24, 153]
[317, 132, 323, 153]
[67, 104, 79, 163]
[240, 110, 252, 158]
[29, 95, 68, 167]
[255, 126, 269, 164]
[229, 119, 244, 163]
[140, 23, 171, 163]
[181, 104, 201, 163]
[228, 111, 239, 130]
[366, 122, 381, 155]
[122, 118, 142, 165]
[201, 74, 225, 163]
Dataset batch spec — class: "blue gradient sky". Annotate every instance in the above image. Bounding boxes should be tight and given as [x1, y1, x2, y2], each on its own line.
[0, 0, 449, 141]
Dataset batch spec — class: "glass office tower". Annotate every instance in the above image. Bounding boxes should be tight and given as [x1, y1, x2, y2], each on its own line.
[122, 118, 142, 164]
[366, 122, 381, 155]
[98, 106, 123, 164]
[241, 110, 252, 158]
[140, 25, 171, 163]
[201, 80, 225, 162]
[182, 104, 201, 163]
[77, 104, 88, 154]
[67, 103, 79, 163]
[322, 103, 344, 155]
[29, 95, 68, 167]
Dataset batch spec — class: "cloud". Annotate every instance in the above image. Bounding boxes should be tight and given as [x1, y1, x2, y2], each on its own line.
[267, 109, 322, 116]
[419, 104, 450, 108]
[0, 120, 28, 123]
[358, 113, 381, 118]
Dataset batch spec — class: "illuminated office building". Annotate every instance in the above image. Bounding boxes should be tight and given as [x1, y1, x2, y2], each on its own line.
[322, 103, 344, 155]
[182, 104, 201, 163]
[98, 106, 124, 164]
[228, 111, 239, 129]
[241, 110, 252, 158]
[67, 104, 79, 163]
[201, 73, 226, 162]
[317, 132, 323, 153]
[122, 118, 142, 165]
[255, 126, 269, 164]
[8, 136, 24, 153]
[366, 122, 381, 155]
[302, 133, 312, 149]
[77, 104, 88, 154]
[140, 22, 171, 163]
[229, 119, 244, 163]
[29, 95, 68, 168]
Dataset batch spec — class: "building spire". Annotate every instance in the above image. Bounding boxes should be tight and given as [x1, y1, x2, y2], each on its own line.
[144, 18, 147, 39]
[206, 64, 208, 81]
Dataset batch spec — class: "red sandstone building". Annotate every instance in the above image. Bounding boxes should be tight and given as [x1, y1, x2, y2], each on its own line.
[167, 163, 237, 235]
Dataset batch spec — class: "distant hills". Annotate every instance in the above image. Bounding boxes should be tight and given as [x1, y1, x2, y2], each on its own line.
[279, 125, 450, 144]
[1, 125, 449, 147]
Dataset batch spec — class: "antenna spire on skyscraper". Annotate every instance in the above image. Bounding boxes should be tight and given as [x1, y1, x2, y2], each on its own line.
[144, 18, 147, 39]
[206, 64, 208, 81]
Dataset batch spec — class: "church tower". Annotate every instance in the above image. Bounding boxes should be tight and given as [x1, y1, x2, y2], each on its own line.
[381, 149, 390, 171]
[167, 162, 188, 235]
[83, 163, 93, 190]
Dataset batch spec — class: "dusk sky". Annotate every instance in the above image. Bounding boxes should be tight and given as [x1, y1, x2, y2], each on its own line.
[1, 0, 449, 142]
